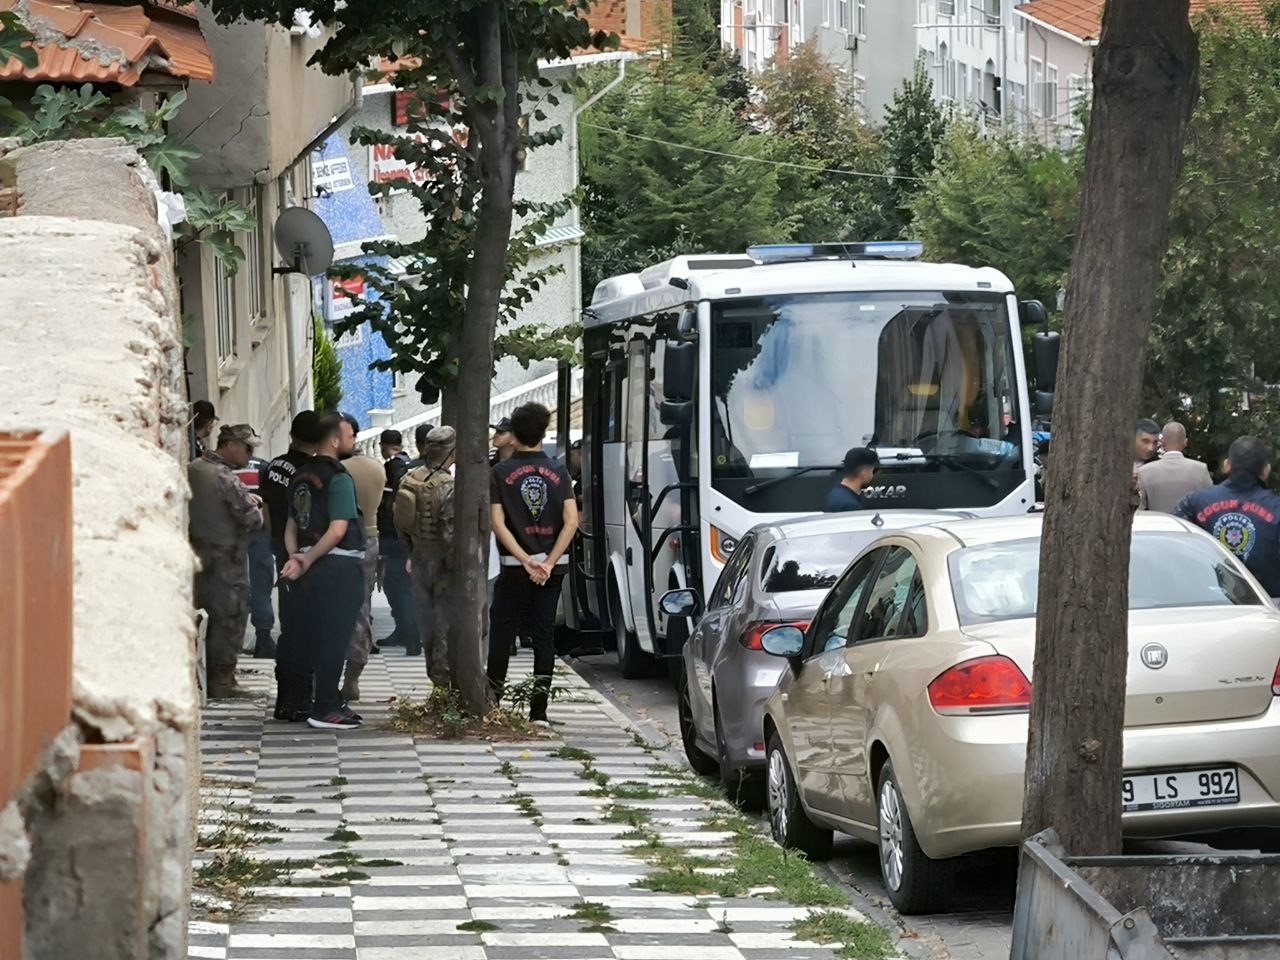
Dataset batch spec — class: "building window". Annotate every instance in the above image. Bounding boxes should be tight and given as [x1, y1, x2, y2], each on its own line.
[242, 187, 266, 322]
[1068, 73, 1090, 125]
[822, 0, 831, 26]
[853, 73, 867, 109]
[855, 0, 866, 36]
[837, 0, 849, 31]
[1045, 64, 1060, 122]
[214, 247, 237, 364]
[938, 0, 956, 16]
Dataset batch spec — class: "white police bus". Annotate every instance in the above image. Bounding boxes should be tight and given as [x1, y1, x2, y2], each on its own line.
[555, 242, 1053, 676]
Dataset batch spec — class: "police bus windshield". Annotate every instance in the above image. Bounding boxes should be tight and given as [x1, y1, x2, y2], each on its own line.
[709, 291, 1024, 510]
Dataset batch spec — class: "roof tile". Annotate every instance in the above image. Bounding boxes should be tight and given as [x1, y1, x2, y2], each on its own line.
[1016, 0, 1265, 43]
[0, 0, 212, 86]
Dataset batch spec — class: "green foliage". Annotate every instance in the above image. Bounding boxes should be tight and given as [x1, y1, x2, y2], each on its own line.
[0, 12, 36, 123]
[0, 84, 255, 271]
[791, 910, 895, 960]
[312, 316, 344, 412]
[882, 58, 949, 228]
[910, 120, 1081, 315]
[1146, 5, 1280, 461]
[581, 62, 786, 299]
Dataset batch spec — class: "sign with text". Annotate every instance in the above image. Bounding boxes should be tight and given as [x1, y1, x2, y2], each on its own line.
[368, 127, 470, 188]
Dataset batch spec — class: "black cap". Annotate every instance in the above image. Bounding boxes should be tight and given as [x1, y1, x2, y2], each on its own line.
[490, 417, 513, 432]
[290, 410, 326, 445]
[842, 447, 880, 476]
[380, 429, 403, 446]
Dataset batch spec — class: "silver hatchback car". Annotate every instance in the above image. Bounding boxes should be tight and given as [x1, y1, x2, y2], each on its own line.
[663, 511, 967, 806]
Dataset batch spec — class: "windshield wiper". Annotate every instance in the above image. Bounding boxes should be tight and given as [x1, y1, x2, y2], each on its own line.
[913, 452, 1003, 489]
[743, 465, 841, 496]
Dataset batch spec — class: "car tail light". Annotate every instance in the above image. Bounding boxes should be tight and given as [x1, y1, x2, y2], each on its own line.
[710, 525, 738, 564]
[928, 656, 1032, 715]
[741, 621, 810, 651]
[1272, 659, 1280, 696]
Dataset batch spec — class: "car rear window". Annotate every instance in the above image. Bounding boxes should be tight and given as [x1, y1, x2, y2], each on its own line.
[949, 532, 1265, 625]
[761, 533, 865, 593]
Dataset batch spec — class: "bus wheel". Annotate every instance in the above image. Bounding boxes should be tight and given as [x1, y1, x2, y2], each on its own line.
[610, 585, 651, 680]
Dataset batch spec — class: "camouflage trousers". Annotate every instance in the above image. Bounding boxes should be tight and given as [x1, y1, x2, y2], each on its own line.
[345, 538, 380, 664]
[411, 550, 452, 689]
[193, 541, 250, 678]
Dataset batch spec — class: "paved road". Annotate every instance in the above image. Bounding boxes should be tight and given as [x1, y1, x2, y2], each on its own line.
[566, 650, 1016, 960]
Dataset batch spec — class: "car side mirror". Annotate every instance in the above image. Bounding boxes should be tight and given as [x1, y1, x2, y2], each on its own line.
[659, 588, 701, 619]
[760, 624, 805, 660]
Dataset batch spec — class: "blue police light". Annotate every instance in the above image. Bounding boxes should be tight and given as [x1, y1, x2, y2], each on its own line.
[747, 241, 924, 264]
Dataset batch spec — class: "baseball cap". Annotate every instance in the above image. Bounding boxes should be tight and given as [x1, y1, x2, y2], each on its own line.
[380, 428, 403, 446]
[490, 417, 513, 433]
[218, 423, 262, 450]
[290, 411, 321, 441]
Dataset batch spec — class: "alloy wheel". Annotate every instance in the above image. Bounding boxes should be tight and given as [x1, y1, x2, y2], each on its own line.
[767, 748, 789, 840]
[678, 682, 697, 747]
[879, 778, 905, 891]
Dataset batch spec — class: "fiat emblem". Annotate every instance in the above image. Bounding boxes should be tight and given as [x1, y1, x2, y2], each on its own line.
[1140, 643, 1168, 670]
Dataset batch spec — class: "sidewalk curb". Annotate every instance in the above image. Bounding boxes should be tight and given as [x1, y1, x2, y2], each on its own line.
[561, 655, 935, 960]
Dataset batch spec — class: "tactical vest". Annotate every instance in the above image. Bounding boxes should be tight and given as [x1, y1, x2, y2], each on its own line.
[394, 464, 451, 550]
[288, 456, 365, 554]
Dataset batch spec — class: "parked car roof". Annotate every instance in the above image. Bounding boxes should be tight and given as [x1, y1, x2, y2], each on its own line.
[753, 509, 975, 544]
[926, 511, 1192, 548]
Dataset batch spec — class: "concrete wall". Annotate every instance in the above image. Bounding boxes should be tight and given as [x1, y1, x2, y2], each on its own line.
[175, 8, 355, 186]
[0, 139, 198, 960]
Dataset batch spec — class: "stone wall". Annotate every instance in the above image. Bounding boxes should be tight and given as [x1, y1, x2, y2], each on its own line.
[0, 139, 198, 959]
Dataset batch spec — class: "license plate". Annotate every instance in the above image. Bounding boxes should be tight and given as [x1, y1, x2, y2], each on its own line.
[1122, 767, 1239, 812]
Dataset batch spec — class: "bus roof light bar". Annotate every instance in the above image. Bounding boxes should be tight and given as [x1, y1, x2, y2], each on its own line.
[747, 241, 924, 264]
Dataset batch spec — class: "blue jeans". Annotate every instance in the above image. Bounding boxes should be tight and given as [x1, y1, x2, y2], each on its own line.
[247, 530, 275, 636]
[380, 534, 417, 640]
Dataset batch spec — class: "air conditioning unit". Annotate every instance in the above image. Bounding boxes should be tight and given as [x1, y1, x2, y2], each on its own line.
[845, 33, 859, 51]
[744, 11, 757, 26]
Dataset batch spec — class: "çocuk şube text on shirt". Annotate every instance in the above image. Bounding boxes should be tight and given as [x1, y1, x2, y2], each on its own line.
[490, 450, 573, 565]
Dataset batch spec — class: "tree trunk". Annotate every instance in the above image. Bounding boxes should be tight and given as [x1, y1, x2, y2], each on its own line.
[446, 5, 518, 718]
[1022, 0, 1198, 856]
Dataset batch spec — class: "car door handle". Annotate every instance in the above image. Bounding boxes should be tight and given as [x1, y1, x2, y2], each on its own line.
[821, 672, 834, 683]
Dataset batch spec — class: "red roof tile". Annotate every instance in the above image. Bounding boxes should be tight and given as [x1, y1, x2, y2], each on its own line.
[1016, 0, 1265, 42]
[0, 0, 213, 86]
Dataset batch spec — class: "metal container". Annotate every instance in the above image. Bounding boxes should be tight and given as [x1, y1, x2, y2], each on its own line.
[1012, 829, 1280, 959]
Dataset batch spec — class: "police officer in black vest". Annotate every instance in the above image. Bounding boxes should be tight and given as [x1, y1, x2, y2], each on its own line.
[1177, 435, 1280, 598]
[281, 413, 367, 730]
[261, 411, 320, 720]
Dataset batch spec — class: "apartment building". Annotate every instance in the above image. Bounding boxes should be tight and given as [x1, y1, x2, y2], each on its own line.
[171, 6, 358, 455]
[915, 0, 1026, 126]
[721, 0, 915, 119]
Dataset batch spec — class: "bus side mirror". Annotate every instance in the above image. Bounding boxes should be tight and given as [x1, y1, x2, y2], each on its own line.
[1032, 329, 1060, 392]
[1035, 390, 1055, 418]
[1020, 299, 1048, 331]
[664, 340, 696, 404]
[659, 401, 692, 427]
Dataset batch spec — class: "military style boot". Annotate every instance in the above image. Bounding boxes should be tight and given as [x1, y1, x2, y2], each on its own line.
[207, 665, 256, 700]
[340, 660, 365, 703]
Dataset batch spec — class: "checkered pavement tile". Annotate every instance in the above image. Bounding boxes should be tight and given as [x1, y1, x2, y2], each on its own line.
[191, 598, 903, 960]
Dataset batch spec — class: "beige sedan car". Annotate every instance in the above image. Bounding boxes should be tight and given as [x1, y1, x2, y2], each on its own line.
[760, 512, 1280, 914]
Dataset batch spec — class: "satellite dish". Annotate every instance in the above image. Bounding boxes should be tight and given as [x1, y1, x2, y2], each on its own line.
[273, 206, 334, 275]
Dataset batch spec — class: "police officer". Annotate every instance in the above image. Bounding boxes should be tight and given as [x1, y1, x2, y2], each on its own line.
[393, 426, 457, 688]
[189, 424, 264, 699]
[236, 452, 276, 658]
[260, 411, 320, 720]
[1177, 435, 1280, 598]
[377, 429, 417, 648]
[282, 413, 367, 730]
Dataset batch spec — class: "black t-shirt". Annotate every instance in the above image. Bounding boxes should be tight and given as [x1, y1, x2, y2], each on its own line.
[490, 450, 573, 559]
[378, 451, 410, 536]
[260, 449, 313, 549]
